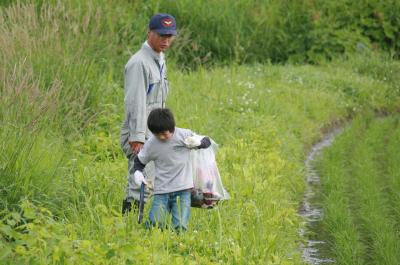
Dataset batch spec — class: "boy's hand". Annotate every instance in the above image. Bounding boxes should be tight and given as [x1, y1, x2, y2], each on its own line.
[134, 171, 147, 186]
[184, 135, 202, 149]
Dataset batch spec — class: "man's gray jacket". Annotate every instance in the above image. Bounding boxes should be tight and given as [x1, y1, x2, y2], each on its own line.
[120, 42, 169, 157]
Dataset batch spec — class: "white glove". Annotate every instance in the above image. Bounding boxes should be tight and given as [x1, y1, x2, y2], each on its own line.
[184, 135, 202, 149]
[134, 171, 147, 186]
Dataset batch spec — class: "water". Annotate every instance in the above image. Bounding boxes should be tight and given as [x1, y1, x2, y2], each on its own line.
[299, 127, 344, 264]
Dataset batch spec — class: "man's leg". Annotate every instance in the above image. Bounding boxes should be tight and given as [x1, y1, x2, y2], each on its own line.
[147, 194, 169, 230]
[120, 133, 154, 214]
[122, 197, 140, 214]
[121, 133, 138, 214]
[122, 155, 155, 214]
[122, 153, 141, 214]
[170, 191, 191, 232]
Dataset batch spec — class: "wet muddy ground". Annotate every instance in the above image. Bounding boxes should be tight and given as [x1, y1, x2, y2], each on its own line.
[299, 127, 344, 264]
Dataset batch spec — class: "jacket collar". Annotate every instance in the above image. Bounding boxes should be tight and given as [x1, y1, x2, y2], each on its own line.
[141, 41, 164, 62]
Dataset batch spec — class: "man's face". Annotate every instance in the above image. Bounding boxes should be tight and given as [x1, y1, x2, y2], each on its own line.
[148, 31, 175, 53]
[155, 131, 173, 141]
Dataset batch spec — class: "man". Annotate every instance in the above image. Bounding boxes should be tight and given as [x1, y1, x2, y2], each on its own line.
[120, 13, 177, 214]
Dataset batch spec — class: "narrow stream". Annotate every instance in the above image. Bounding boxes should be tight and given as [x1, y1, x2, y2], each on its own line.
[299, 127, 344, 264]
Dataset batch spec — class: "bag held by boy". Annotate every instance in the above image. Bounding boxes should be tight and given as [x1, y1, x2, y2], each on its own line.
[186, 136, 230, 208]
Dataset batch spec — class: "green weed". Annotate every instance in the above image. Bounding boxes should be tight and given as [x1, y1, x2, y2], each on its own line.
[1, 1, 400, 264]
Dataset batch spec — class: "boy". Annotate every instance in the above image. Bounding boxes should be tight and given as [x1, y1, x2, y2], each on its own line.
[133, 108, 211, 231]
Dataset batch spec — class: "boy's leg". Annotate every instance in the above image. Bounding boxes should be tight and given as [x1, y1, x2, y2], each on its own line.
[147, 194, 169, 229]
[170, 190, 191, 232]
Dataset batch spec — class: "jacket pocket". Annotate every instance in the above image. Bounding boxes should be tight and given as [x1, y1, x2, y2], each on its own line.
[147, 83, 155, 95]
[147, 76, 161, 104]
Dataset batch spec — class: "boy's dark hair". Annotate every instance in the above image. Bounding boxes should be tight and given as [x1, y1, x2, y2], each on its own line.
[147, 108, 176, 134]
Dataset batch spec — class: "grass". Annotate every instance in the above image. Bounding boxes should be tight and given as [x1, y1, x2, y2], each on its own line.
[1, 1, 400, 264]
[2, 60, 400, 264]
[316, 115, 400, 265]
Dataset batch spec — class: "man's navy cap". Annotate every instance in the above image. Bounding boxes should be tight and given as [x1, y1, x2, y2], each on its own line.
[149, 13, 177, 36]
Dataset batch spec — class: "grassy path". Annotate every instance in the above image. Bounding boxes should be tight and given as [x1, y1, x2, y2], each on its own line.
[300, 126, 342, 264]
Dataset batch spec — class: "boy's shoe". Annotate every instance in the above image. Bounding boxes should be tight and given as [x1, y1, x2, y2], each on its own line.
[122, 199, 140, 215]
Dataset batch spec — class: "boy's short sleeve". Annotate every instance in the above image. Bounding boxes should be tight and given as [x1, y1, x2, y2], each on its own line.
[137, 139, 153, 164]
[181, 128, 194, 139]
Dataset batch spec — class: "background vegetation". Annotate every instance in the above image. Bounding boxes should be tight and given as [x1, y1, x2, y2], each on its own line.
[1, 0, 400, 264]
[2, 0, 399, 69]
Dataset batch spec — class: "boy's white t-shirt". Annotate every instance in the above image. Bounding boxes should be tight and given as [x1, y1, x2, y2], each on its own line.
[138, 127, 194, 194]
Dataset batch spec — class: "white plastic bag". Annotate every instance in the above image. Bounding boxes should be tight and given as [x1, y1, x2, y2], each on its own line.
[189, 139, 230, 208]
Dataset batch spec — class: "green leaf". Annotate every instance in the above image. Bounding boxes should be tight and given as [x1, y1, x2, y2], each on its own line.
[106, 249, 116, 259]
[0, 224, 13, 237]
[0, 244, 12, 259]
[23, 208, 37, 220]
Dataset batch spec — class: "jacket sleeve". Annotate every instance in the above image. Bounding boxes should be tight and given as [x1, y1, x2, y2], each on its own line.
[124, 62, 148, 143]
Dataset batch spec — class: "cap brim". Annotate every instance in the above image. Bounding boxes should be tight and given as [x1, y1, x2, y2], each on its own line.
[155, 29, 177, 36]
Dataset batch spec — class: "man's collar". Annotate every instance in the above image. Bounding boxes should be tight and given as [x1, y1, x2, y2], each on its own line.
[142, 41, 164, 61]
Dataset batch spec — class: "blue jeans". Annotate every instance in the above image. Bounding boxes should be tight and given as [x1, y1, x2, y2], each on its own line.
[146, 190, 191, 231]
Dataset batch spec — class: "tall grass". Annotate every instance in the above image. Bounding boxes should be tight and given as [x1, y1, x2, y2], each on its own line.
[149, 0, 400, 66]
[2, 0, 400, 68]
[0, 1, 145, 209]
[1, 0, 400, 264]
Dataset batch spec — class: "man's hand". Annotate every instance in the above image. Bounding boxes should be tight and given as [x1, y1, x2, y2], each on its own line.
[134, 171, 147, 186]
[129, 141, 143, 154]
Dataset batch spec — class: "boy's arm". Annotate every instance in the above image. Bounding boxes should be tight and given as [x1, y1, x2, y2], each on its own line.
[133, 140, 152, 172]
[184, 132, 212, 149]
[133, 156, 146, 172]
[132, 153, 149, 186]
